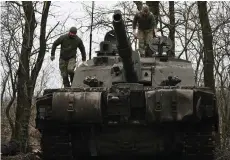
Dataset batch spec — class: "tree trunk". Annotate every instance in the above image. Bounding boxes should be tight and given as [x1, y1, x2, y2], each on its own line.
[197, 1, 215, 91]
[146, 1, 159, 25]
[31, 1, 51, 89]
[13, 1, 36, 153]
[169, 1, 175, 57]
[13, 2, 51, 153]
[146, 1, 159, 38]
[133, 1, 142, 11]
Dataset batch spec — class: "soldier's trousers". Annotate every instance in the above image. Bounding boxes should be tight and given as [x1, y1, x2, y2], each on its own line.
[59, 58, 76, 88]
[137, 29, 153, 56]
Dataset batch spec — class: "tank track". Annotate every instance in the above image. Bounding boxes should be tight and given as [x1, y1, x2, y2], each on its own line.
[39, 124, 217, 159]
[70, 128, 92, 158]
[40, 129, 73, 160]
[182, 121, 217, 160]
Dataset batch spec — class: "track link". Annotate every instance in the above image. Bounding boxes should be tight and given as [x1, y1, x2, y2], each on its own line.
[182, 122, 217, 160]
[40, 129, 73, 160]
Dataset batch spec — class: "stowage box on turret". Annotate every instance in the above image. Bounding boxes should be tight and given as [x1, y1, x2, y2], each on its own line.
[35, 10, 219, 159]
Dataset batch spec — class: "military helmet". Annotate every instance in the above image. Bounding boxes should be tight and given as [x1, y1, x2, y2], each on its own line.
[69, 27, 77, 33]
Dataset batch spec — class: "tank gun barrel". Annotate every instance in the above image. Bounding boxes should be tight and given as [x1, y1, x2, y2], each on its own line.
[112, 10, 138, 83]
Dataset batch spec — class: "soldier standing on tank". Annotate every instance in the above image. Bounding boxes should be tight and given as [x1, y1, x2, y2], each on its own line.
[132, 4, 157, 56]
[50, 27, 87, 88]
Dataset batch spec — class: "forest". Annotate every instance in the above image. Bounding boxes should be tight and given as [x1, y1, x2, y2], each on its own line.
[1, 1, 230, 159]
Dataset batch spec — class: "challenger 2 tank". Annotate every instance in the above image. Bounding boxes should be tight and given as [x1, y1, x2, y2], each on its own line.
[35, 10, 219, 159]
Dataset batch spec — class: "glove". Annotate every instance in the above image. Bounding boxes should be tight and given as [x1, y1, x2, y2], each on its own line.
[79, 61, 88, 67]
[133, 30, 137, 39]
[50, 56, 55, 61]
[154, 28, 160, 37]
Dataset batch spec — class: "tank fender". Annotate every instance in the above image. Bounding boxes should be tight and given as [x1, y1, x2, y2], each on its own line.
[145, 89, 194, 122]
[51, 92, 102, 123]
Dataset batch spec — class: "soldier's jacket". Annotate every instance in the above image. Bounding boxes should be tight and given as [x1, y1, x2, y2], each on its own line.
[133, 12, 157, 31]
[51, 34, 86, 61]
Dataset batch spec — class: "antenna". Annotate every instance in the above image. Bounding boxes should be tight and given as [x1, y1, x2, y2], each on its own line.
[89, 1, 95, 60]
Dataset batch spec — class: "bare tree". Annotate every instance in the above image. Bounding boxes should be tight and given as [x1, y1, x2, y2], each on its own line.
[169, 1, 175, 56]
[0, 1, 64, 152]
[210, 2, 230, 151]
[12, 1, 51, 152]
[198, 1, 215, 91]
[1, 1, 22, 139]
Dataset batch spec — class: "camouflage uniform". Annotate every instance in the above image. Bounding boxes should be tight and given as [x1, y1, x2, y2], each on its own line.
[51, 27, 86, 87]
[137, 29, 153, 52]
[59, 58, 76, 87]
[133, 5, 157, 56]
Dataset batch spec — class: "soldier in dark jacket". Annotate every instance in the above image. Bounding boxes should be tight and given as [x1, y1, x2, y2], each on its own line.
[51, 27, 87, 87]
[133, 5, 157, 56]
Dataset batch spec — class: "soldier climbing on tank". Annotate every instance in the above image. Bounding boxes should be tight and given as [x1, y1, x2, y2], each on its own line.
[132, 4, 158, 57]
[50, 27, 88, 88]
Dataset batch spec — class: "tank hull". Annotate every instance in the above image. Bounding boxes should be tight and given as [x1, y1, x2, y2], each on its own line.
[36, 86, 219, 159]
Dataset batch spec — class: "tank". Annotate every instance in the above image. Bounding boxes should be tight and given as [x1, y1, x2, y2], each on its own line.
[35, 10, 219, 159]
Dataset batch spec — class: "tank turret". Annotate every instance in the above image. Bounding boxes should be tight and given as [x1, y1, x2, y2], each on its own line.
[112, 10, 138, 83]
